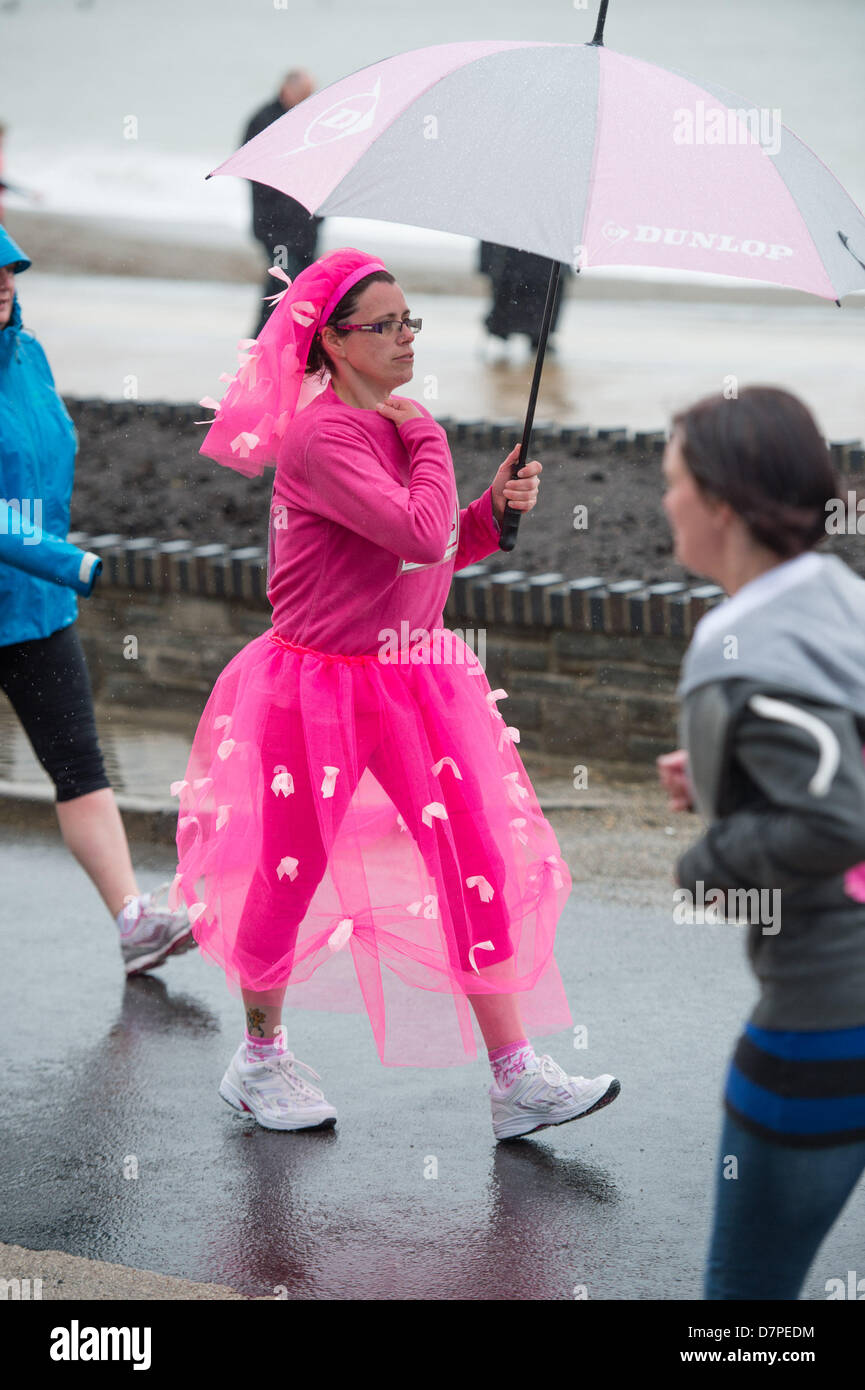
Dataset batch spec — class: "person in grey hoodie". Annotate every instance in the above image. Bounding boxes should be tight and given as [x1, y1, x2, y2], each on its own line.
[657, 386, 865, 1301]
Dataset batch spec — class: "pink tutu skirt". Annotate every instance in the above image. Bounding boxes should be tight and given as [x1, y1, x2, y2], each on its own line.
[169, 627, 573, 1066]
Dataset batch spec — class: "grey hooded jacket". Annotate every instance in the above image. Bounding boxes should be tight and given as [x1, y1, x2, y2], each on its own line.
[676, 552, 865, 1031]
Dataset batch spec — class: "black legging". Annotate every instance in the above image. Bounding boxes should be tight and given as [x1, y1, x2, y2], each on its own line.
[0, 622, 110, 802]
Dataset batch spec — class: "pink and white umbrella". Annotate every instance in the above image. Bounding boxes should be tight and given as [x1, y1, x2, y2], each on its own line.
[207, 1, 865, 548]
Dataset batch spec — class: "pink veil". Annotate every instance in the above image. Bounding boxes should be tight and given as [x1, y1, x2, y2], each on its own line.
[198, 247, 389, 477]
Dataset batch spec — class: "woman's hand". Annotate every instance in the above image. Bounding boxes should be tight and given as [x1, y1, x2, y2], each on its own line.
[375, 395, 424, 427]
[492, 445, 542, 527]
[657, 748, 693, 812]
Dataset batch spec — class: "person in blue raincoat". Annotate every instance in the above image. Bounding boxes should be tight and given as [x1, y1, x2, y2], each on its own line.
[0, 226, 191, 975]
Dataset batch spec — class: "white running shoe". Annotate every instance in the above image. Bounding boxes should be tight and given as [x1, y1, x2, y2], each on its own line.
[490, 1054, 620, 1140]
[118, 882, 196, 977]
[218, 1041, 338, 1132]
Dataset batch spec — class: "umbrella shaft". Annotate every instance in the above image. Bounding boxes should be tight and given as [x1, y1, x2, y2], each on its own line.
[498, 261, 562, 552]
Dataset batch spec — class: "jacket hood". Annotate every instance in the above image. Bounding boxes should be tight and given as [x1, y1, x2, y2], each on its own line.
[678, 554, 865, 719]
[0, 224, 31, 273]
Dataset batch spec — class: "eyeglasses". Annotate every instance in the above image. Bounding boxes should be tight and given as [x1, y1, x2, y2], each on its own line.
[336, 317, 422, 337]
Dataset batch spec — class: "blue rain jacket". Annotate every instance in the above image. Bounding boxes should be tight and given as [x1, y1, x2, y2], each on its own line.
[0, 225, 78, 646]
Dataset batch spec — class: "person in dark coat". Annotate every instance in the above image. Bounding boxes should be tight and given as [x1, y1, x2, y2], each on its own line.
[244, 71, 324, 338]
[478, 242, 571, 362]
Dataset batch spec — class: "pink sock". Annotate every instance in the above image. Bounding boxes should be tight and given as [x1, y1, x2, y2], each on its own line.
[244, 1030, 287, 1064]
[488, 1038, 537, 1090]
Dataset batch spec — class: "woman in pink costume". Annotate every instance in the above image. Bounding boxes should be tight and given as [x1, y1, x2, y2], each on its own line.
[171, 248, 620, 1139]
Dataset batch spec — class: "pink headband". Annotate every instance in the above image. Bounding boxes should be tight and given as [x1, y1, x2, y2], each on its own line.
[320, 259, 388, 325]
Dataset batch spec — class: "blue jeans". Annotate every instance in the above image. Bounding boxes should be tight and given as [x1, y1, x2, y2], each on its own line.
[705, 1111, 865, 1299]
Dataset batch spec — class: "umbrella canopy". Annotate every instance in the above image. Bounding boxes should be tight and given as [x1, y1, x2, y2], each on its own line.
[207, 31, 865, 551]
[209, 39, 865, 301]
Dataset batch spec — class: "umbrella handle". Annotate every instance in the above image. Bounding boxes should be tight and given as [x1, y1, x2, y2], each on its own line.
[498, 260, 562, 552]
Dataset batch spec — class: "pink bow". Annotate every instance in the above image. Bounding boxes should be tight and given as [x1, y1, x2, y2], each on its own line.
[407, 895, 439, 918]
[466, 874, 494, 902]
[271, 765, 294, 798]
[327, 917, 354, 952]
[544, 855, 565, 890]
[194, 396, 223, 425]
[230, 431, 260, 458]
[509, 817, 528, 845]
[291, 300, 319, 327]
[321, 766, 340, 798]
[468, 939, 495, 974]
[431, 755, 463, 780]
[264, 265, 294, 305]
[486, 688, 508, 718]
[503, 771, 528, 806]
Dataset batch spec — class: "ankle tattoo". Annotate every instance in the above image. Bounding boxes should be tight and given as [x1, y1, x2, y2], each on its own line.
[246, 1007, 267, 1038]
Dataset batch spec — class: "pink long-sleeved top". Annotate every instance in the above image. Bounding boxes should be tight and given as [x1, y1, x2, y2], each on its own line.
[268, 382, 502, 656]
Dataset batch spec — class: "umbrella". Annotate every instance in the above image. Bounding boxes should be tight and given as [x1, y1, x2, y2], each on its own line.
[206, 0, 865, 551]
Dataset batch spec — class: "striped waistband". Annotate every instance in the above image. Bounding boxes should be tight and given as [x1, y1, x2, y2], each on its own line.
[725, 1023, 865, 1148]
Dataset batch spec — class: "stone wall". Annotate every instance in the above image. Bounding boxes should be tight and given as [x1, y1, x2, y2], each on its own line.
[70, 532, 729, 762]
[62, 401, 865, 761]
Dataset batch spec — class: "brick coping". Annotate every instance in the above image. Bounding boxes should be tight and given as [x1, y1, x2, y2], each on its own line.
[69, 530, 726, 640]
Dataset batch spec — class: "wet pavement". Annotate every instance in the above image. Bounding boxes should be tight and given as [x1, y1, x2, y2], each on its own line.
[3, 814, 865, 1303]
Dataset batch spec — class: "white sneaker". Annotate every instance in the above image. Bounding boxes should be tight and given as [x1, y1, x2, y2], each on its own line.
[118, 882, 196, 977]
[490, 1054, 620, 1140]
[218, 1041, 338, 1131]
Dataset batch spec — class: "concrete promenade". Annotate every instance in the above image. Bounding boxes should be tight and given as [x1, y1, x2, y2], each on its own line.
[2, 709, 864, 1302]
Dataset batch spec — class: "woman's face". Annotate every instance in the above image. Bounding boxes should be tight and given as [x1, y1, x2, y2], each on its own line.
[0, 265, 15, 329]
[324, 280, 416, 392]
[661, 431, 727, 579]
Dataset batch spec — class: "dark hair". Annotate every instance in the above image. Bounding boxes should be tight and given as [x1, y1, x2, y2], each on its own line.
[305, 270, 396, 377]
[671, 387, 838, 559]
